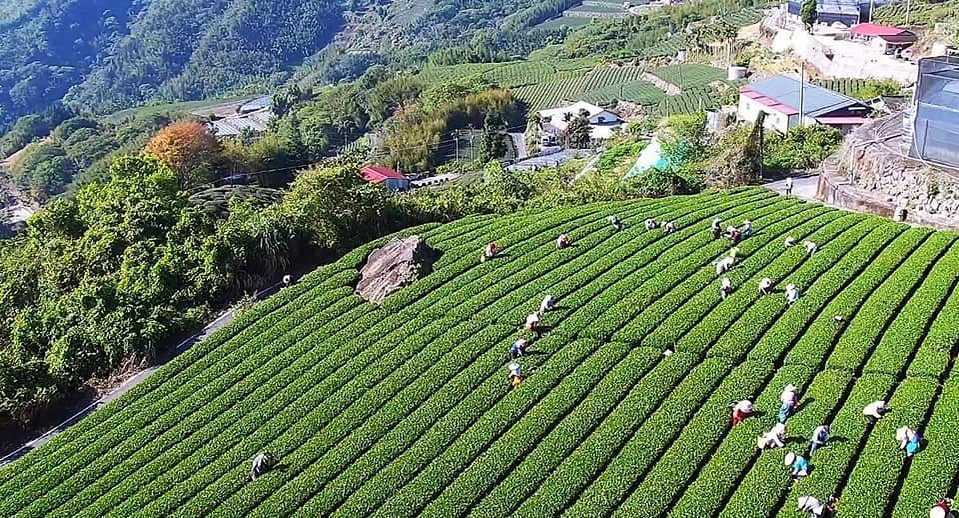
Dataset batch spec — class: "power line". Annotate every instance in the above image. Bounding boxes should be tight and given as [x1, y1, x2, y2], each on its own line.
[193, 121, 533, 192]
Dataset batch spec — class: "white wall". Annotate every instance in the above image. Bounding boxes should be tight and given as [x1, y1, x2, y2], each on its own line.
[737, 95, 791, 133]
[588, 110, 621, 125]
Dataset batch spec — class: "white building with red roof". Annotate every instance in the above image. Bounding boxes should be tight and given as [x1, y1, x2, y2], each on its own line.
[738, 75, 872, 134]
[849, 23, 917, 53]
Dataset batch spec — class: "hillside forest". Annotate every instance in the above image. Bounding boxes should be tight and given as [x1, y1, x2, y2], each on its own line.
[0, 0, 572, 130]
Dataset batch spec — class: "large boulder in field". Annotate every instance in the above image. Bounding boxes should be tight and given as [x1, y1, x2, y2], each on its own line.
[356, 236, 438, 304]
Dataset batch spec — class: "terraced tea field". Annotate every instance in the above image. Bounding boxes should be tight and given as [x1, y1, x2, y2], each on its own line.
[652, 64, 726, 90]
[2, 189, 959, 517]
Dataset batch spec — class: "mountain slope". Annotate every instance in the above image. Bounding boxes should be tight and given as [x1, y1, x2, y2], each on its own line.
[0, 0, 566, 129]
[0, 0, 140, 125]
[65, 0, 343, 114]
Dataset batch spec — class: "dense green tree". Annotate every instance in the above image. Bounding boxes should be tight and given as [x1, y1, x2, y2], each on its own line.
[525, 113, 543, 157]
[801, 0, 817, 27]
[851, 79, 903, 100]
[478, 112, 508, 162]
[565, 110, 593, 149]
[763, 124, 842, 171]
[659, 112, 708, 165]
[9, 143, 76, 199]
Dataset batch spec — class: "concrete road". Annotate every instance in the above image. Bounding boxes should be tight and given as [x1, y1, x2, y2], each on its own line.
[765, 175, 819, 201]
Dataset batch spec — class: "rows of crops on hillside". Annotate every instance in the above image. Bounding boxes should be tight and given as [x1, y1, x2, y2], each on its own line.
[581, 79, 666, 105]
[718, 6, 763, 26]
[639, 34, 686, 58]
[653, 88, 721, 115]
[2, 188, 958, 517]
[511, 66, 665, 109]
[652, 64, 726, 89]
[415, 62, 504, 86]
[815, 78, 869, 98]
[415, 57, 603, 91]
[479, 61, 560, 88]
[873, 0, 959, 26]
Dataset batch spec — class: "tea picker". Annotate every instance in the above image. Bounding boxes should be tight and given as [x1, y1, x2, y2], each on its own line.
[609, 215, 624, 231]
[249, 452, 277, 481]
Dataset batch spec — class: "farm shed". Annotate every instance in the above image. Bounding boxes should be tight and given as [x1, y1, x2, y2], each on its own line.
[849, 23, 917, 53]
[361, 165, 411, 191]
[738, 75, 872, 134]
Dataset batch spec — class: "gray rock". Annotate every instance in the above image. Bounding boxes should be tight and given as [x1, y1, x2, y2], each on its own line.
[356, 236, 438, 305]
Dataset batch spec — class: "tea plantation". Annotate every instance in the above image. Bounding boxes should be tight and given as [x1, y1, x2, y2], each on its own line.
[2, 188, 958, 517]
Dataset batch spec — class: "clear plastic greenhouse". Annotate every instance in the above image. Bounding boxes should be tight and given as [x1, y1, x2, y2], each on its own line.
[909, 56, 959, 169]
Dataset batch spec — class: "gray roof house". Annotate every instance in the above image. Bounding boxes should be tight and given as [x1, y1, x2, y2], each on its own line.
[738, 75, 872, 134]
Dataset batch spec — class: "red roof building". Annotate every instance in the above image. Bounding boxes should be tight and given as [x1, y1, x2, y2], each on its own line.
[849, 23, 917, 47]
[361, 165, 410, 191]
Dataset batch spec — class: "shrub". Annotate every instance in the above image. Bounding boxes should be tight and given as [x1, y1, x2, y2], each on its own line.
[763, 124, 842, 172]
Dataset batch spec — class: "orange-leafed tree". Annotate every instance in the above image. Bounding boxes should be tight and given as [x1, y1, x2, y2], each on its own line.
[145, 120, 221, 188]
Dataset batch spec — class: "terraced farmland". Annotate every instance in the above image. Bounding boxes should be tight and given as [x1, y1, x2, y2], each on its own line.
[512, 66, 664, 109]
[654, 88, 722, 115]
[416, 60, 663, 110]
[652, 64, 726, 90]
[873, 0, 959, 26]
[3, 188, 959, 517]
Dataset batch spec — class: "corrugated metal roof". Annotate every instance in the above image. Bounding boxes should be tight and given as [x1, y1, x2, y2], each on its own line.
[746, 75, 866, 118]
[209, 109, 274, 137]
[361, 165, 407, 183]
[850, 22, 907, 36]
[239, 96, 272, 113]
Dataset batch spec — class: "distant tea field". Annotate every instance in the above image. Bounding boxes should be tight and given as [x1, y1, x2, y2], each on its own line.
[2, 188, 958, 517]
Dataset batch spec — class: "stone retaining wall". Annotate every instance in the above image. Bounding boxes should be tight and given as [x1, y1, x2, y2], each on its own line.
[819, 112, 959, 230]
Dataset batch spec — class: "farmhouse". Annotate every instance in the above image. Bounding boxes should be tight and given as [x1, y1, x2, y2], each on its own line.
[537, 101, 624, 144]
[361, 164, 411, 191]
[738, 75, 872, 134]
[849, 23, 917, 54]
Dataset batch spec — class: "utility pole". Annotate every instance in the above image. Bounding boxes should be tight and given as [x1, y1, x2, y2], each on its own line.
[798, 63, 806, 128]
[758, 116, 765, 179]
